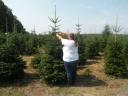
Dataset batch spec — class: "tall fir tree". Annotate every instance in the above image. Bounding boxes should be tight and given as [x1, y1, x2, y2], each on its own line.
[38, 5, 67, 85]
[112, 16, 122, 42]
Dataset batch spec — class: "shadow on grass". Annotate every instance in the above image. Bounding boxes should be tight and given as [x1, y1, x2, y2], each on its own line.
[74, 74, 106, 87]
[56, 74, 107, 88]
[77, 60, 98, 70]
[0, 72, 40, 87]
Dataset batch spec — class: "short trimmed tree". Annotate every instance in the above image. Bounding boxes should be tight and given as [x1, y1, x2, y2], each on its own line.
[104, 39, 127, 77]
[77, 35, 86, 65]
[123, 39, 128, 69]
[37, 38, 67, 85]
[85, 37, 99, 59]
[0, 44, 24, 81]
[38, 53, 66, 85]
[8, 33, 39, 55]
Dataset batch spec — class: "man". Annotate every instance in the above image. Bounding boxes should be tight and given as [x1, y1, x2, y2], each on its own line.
[56, 32, 79, 85]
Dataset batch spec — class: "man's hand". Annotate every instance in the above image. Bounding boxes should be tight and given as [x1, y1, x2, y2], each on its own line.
[56, 32, 62, 40]
[56, 32, 69, 39]
[56, 32, 63, 36]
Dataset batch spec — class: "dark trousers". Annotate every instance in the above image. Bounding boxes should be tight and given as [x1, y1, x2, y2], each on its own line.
[64, 60, 78, 85]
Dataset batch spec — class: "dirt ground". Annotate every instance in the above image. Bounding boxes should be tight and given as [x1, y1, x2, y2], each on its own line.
[0, 54, 128, 96]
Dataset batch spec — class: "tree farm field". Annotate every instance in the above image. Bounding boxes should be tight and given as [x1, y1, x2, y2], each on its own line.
[0, 54, 128, 96]
[1, 0, 128, 96]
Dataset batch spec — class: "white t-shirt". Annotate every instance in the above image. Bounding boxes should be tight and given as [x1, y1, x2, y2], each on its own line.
[61, 38, 79, 62]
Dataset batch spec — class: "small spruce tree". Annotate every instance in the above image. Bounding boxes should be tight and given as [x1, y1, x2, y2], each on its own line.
[77, 35, 86, 65]
[123, 39, 128, 69]
[0, 44, 24, 82]
[104, 39, 127, 77]
[85, 37, 99, 59]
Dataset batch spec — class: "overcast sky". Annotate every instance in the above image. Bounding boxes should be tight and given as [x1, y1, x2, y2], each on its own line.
[3, 0, 128, 34]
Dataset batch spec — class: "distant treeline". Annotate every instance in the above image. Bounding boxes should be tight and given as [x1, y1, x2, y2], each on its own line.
[0, 0, 26, 33]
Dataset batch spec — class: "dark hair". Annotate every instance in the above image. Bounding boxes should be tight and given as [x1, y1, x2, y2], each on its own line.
[69, 33, 75, 40]
[69, 33, 78, 46]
